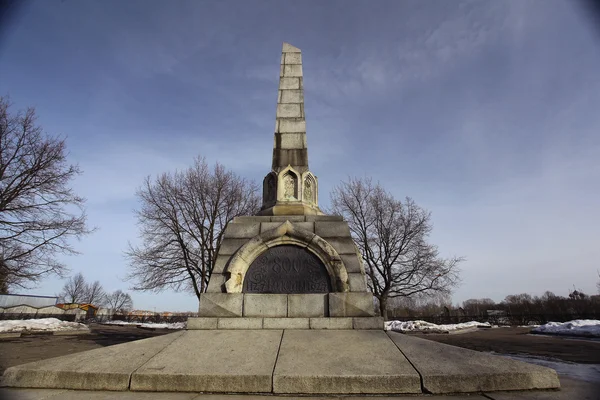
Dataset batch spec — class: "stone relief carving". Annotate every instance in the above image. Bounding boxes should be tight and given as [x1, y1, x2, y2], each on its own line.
[303, 177, 313, 203]
[283, 173, 297, 200]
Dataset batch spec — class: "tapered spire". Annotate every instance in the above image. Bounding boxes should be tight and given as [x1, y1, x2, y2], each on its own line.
[258, 43, 322, 216]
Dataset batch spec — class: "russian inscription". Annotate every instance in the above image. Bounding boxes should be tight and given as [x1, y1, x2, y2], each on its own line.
[243, 245, 331, 293]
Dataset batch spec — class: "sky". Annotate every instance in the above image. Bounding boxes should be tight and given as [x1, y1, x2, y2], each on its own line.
[1, 0, 599, 312]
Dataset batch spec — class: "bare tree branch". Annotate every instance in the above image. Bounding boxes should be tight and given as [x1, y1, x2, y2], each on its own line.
[330, 177, 463, 319]
[0, 96, 92, 289]
[125, 157, 260, 301]
[106, 290, 133, 314]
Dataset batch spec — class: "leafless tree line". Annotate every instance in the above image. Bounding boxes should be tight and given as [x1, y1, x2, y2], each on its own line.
[58, 272, 133, 312]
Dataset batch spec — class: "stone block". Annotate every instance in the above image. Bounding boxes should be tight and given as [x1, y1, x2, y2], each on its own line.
[279, 77, 300, 90]
[280, 89, 303, 104]
[243, 294, 288, 317]
[222, 222, 260, 239]
[270, 216, 305, 222]
[276, 104, 301, 118]
[217, 238, 248, 256]
[280, 133, 306, 149]
[329, 293, 375, 317]
[282, 64, 302, 77]
[131, 330, 282, 392]
[340, 254, 362, 273]
[263, 318, 309, 329]
[273, 330, 421, 394]
[205, 274, 225, 292]
[326, 237, 358, 255]
[198, 293, 243, 317]
[309, 318, 352, 329]
[293, 221, 314, 232]
[348, 273, 368, 292]
[282, 43, 301, 52]
[186, 317, 218, 330]
[1, 332, 184, 390]
[211, 255, 229, 274]
[284, 52, 302, 64]
[353, 317, 384, 330]
[217, 317, 263, 329]
[305, 215, 344, 222]
[315, 221, 351, 238]
[233, 216, 270, 223]
[288, 294, 327, 317]
[386, 332, 560, 393]
[260, 221, 282, 233]
[278, 119, 306, 133]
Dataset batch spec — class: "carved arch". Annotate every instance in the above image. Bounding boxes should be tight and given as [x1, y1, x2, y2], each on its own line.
[301, 171, 318, 205]
[225, 221, 349, 293]
[262, 171, 277, 206]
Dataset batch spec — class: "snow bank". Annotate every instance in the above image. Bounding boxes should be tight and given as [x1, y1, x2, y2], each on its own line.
[103, 320, 186, 330]
[531, 320, 600, 338]
[385, 320, 490, 332]
[0, 318, 87, 333]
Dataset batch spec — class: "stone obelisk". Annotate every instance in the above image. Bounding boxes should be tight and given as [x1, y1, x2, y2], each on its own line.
[259, 42, 322, 216]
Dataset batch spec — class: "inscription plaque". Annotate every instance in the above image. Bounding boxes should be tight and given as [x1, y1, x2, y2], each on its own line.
[243, 245, 331, 293]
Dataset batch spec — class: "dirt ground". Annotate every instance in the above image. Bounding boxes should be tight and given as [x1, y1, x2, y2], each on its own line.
[411, 326, 600, 364]
[0, 325, 599, 375]
[0, 323, 171, 374]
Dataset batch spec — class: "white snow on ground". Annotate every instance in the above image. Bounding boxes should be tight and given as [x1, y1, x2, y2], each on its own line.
[0, 318, 87, 333]
[531, 320, 600, 338]
[103, 320, 186, 329]
[385, 320, 490, 332]
[494, 353, 600, 383]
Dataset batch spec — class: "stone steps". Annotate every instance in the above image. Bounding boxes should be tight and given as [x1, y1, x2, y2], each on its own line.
[187, 316, 383, 330]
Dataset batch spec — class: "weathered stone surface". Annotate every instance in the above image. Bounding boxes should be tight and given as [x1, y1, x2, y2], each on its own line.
[284, 52, 302, 64]
[243, 294, 287, 317]
[386, 332, 561, 393]
[205, 274, 225, 293]
[347, 273, 367, 292]
[280, 90, 303, 104]
[353, 317, 384, 330]
[1, 332, 184, 390]
[288, 294, 327, 317]
[291, 221, 314, 232]
[270, 216, 305, 222]
[279, 77, 300, 90]
[217, 317, 263, 330]
[279, 133, 306, 149]
[263, 318, 309, 329]
[329, 293, 375, 317]
[282, 42, 301, 53]
[186, 317, 218, 330]
[282, 65, 303, 77]
[233, 216, 271, 223]
[314, 222, 351, 238]
[222, 222, 260, 239]
[276, 104, 301, 118]
[211, 255, 230, 274]
[309, 317, 352, 330]
[198, 293, 243, 317]
[273, 330, 421, 394]
[278, 119, 306, 133]
[340, 254, 362, 273]
[217, 239, 248, 256]
[326, 237, 359, 255]
[131, 330, 282, 392]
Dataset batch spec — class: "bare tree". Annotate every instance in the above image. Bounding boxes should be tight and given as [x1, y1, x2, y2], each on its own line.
[0, 97, 92, 289]
[106, 290, 133, 314]
[125, 157, 260, 300]
[330, 177, 463, 319]
[58, 272, 87, 303]
[83, 280, 106, 306]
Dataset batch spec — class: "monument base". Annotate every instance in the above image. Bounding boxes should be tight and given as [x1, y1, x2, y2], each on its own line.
[1, 329, 560, 395]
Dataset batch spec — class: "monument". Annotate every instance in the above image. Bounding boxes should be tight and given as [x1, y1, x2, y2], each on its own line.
[187, 42, 382, 330]
[0, 43, 561, 396]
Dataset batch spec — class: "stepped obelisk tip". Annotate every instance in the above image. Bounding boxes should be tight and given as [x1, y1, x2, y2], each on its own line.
[282, 42, 301, 53]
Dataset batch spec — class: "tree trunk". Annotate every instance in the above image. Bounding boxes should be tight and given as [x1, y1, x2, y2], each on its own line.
[379, 296, 388, 320]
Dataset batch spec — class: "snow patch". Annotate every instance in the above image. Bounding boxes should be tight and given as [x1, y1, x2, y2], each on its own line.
[531, 320, 600, 338]
[0, 318, 87, 333]
[385, 320, 490, 332]
[495, 353, 600, 383]
[103, 320, 186, 330]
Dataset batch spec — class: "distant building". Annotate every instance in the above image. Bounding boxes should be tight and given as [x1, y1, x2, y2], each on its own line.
[0, 294, 58, 308]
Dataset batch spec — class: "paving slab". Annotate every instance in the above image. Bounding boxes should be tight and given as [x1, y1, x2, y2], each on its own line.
[130, 330, 283, 393]
[0, 331, 184, 391]
[484, 376, 600, 400]
[387, 331, 561, 394]
[273, 330, 421, 394]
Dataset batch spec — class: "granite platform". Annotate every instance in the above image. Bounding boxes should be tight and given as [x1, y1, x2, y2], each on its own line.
[1, 329, 560, 395]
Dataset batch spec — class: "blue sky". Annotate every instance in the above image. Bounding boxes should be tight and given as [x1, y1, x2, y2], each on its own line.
[1, 0, 599, 311]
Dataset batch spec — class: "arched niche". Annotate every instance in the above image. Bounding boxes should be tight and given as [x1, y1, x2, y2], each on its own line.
[278, 166, 299, 201]
[302, 171, 317, 205]
[262, 172, 277, 205]
[225, 221, 349, 293]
